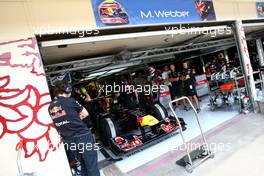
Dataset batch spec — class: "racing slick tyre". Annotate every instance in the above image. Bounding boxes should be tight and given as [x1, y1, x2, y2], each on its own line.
[150, 103, 168, 121]
[99, 118, 118, 146]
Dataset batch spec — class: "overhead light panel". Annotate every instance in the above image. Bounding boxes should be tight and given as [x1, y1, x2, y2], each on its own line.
[41, 26, 229, 48]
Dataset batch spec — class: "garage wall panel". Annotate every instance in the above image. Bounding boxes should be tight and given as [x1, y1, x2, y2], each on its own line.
[0, 0, 262, 39]
[0, 37, 72, 176]
[237, 2, 258, 19]
[0, 0, 96, 41]
[0, 1, 31, 41]
[29, 0, 96, 32]
[214, 0, 261, 20]
[213, 0, 240, 20]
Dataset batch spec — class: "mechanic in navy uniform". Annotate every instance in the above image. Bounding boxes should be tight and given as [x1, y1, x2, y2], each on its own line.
[48, 81, 100, 176]
[71, 86, 95, 130]
[182, 62, 201, 112]
[168, 64, 186, 110]
[118, 79, 139, 109]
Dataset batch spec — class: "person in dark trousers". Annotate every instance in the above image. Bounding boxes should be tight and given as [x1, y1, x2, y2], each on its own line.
[168, 64, 186, 110]
[48, 81, 100, 176]
[182, 62, 201, 112]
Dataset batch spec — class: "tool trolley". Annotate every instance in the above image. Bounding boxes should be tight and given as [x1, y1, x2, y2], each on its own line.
[169, 97, 214, 173]
[208, 67, 252, 113]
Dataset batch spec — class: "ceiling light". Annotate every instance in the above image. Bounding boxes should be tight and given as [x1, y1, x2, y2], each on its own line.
[41, 26, 229, 48]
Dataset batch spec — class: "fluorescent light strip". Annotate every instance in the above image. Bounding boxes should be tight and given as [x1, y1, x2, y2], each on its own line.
[88, 71, 107, 77]
[41, 26, 229, 48]
[106, 68, 126, 74]
[243, 22, 264, 27]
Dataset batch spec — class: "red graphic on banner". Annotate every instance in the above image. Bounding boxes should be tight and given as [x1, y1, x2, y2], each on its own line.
[0, 38, 60, 161]
[239, 22, 251, 75]
[240, 28, 250, 59]
[0, 38, 45, 77]
[195, 1, 206, 16]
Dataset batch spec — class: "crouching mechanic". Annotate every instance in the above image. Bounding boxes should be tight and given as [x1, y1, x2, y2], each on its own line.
[48, 81, 100, 176]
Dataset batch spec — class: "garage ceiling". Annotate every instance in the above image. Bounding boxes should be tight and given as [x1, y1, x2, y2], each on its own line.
[41, 33, 198, 64]
[40, 25, 235, 65]
[38, 21, 264, 76]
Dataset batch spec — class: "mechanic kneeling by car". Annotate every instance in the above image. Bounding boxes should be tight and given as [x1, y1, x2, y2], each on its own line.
[48, 81, 100, 176]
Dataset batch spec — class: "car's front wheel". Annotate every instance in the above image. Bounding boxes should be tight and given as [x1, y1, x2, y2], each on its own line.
[149, 103, 168, 121]
[99, 118, 118, 146]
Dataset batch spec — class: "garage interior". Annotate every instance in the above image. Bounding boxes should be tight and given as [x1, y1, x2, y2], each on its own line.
[37, 20, 264, 173]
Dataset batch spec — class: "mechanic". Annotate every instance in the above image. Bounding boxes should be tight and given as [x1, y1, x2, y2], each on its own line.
[162, 65, 171, 86]
[168, 64, 186, 110]
[182, 62, 201, 112]
[148, 66, 163, 85]
[147, 66, 164, 103]
[71, 86, 94, 130]
[72, 86, 92, 103]
[118, 79, 139, 109]
[48, 81, 100, 176]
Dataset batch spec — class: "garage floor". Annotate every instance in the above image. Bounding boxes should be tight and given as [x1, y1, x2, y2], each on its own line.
[127, 112, 264, 176]
[100, 95, 241, 175]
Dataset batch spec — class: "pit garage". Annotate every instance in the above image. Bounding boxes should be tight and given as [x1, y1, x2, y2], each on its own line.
[37, 20, 264, 173]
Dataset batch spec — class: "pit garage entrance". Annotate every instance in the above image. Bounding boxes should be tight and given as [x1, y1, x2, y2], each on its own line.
[37, 20, 264, 172]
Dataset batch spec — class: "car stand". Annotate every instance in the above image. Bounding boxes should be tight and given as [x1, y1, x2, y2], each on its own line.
[169, 97, 214, 173]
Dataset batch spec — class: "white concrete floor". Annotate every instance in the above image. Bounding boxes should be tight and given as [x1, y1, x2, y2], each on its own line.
[127, 113, 264, 176]
[114, 96, 240, 173]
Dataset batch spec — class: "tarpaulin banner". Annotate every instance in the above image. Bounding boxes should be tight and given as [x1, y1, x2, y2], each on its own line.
[91, 0, 216, 27]
[256, 2, 264, 18]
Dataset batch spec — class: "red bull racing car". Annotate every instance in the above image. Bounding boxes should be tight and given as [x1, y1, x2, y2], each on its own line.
[97, 101, 186, 157]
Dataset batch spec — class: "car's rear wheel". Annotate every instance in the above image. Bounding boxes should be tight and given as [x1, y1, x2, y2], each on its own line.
[99, 118, 118, 146]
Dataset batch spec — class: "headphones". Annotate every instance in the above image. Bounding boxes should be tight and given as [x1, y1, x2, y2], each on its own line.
[61, 83, 72, 94]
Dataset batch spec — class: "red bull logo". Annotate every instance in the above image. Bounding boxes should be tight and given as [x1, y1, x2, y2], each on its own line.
[50, 106, 62, 114]
[50, 106, 66, 120]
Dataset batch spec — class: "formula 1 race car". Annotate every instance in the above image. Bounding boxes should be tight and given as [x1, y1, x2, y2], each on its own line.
[98, 102, 186, 156]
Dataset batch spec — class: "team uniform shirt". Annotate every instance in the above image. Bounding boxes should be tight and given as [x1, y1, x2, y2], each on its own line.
[169, 71, 183, 87]
[72, 92, 87, 105]
[182, 68, 196, 84]
[182, 68, 197, 96]
[162, 71, 171, 86]
[162, 71, 170, 80]
[48, 96, 89, 138]
[169, 71, 184, 97]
